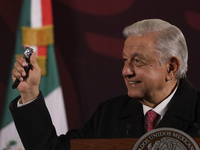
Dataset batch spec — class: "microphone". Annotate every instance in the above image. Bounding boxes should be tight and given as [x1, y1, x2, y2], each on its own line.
[126, 124, 132, 138]
[12, 47, 34, 89]
[193, 123, 200, 136]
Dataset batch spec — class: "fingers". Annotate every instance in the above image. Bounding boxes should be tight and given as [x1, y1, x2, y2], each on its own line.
[12, 68, 23, 82]
[24, 44, 29, 49]
[12, 45, 41, 81]
[12, 56, 27, 81]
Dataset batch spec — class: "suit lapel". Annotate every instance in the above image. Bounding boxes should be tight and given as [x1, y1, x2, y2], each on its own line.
[157, 79, 197, 132]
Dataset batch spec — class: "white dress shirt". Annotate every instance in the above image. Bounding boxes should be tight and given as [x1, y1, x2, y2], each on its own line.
[143, 83, 179, 131]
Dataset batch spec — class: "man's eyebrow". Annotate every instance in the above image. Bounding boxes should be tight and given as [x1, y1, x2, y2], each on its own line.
[132, 53, 146, 59]
[122, 52, 146, 59]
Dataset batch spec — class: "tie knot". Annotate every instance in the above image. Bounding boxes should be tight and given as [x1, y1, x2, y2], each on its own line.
[147, 110, 158, 122]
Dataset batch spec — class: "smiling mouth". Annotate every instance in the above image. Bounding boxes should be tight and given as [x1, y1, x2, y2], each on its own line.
[129, 81, 141, 84]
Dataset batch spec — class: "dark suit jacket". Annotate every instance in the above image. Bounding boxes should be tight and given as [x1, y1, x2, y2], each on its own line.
[10, 78, 200, 150]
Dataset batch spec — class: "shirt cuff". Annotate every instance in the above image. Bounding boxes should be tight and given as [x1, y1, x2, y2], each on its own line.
[17, 98, 36, 107]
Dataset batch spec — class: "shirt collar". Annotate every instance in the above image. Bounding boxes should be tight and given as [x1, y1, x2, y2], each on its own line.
[143, 81, 179, 119]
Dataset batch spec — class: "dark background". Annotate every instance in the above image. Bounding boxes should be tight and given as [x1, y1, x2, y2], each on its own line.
[0, 0, 200, 130]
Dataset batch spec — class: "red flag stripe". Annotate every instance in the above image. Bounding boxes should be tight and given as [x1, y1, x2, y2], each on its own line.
[41, 0, 53, 25]
[37, 0, 52, 57]
[37, 46, 47, 56]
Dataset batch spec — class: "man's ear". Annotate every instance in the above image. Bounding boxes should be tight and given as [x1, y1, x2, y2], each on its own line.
[166, 57, 180, 81]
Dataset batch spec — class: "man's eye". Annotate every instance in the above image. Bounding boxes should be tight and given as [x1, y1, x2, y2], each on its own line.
[134, 59, 145, 66]
[134, 59, 141, 63]
[123, 58, 127, 61]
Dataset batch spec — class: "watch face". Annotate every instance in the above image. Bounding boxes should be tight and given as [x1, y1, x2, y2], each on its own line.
[24, 47, 34, 58]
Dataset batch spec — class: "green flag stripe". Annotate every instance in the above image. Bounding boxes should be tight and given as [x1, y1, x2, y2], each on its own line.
[39, 44, 60, 97]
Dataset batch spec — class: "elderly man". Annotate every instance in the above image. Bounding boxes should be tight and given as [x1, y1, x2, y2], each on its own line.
[10, 19, 200, 150]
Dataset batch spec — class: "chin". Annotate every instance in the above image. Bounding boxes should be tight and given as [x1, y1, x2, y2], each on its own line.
[127, 91, 143, 99]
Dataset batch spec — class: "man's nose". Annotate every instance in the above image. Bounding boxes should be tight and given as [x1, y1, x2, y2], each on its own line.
[122, 63, 135, 77]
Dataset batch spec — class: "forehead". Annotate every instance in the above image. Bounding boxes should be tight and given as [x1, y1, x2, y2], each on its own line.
[123, 35, 157, 56]
[124, 34, 155, 48]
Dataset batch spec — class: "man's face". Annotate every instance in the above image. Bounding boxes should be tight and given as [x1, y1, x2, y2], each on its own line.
[122, 35, 169, 103]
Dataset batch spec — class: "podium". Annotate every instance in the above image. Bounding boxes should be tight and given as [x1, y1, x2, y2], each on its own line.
[71, 138, 200, 150]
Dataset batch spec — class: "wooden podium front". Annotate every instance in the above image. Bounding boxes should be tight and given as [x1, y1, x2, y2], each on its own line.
[71, 138, 200, 150]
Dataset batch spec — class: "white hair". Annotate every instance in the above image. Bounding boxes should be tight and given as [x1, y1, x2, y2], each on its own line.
[123, 19, 188, 79]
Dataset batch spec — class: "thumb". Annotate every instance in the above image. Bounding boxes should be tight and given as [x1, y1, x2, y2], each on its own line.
[30, 51, 39, 68]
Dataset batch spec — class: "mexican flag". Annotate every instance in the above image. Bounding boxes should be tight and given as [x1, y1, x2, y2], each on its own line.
[0, 0, 68, 149]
